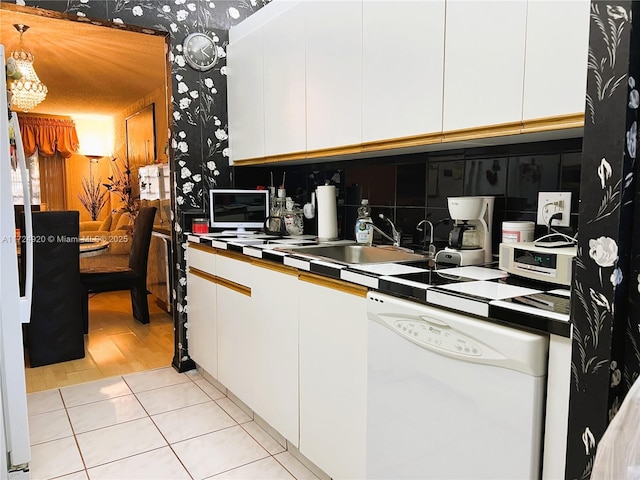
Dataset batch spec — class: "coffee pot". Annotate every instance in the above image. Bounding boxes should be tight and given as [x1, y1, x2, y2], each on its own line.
[448, 223, 481, 249]
[435, 196, 495, 266]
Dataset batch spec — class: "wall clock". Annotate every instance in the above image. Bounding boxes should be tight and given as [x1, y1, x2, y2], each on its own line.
[183, 32, 218, 71]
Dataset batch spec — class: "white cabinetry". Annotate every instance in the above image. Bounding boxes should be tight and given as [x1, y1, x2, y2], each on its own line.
[522, 0, 590, 121]
[304, 0, 362, 151]
[263, 3, 306, 157]
[216, 255, 254, 406]
[362, 0, 446, 142]
[186, 246, 218, 378]
[227, 28, 265, 163]
[251, 262, 299, 445]
[443, 0, 527, 131]
[298, 275, 368, 479]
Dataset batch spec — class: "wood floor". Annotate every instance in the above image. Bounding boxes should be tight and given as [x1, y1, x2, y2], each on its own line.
[24, 291, 174, 393]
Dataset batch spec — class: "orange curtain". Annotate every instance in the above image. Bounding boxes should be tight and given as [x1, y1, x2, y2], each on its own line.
[39, 153, 67, 211]
[18, 115, 80, 158]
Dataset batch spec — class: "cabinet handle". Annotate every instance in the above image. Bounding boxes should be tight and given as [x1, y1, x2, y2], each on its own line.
[299, 272, 368, 298]
[189, 267, 251, 297]
[189, 267, 217, 283]
[189, 243, 217, 254]
[216, 277, 251, 297]
[250, 258, 298, 276]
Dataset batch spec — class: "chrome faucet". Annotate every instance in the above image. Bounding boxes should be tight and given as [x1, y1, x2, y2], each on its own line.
[416, 219, 436, 258]
[378, 214, 401, 246]
[360, 218, 397, 246]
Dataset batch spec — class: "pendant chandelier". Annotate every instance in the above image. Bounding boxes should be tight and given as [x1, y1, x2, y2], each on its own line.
[8, 24, 48, 113]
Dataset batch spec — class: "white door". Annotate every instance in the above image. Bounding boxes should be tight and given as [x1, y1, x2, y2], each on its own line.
[0, 47, 31, 471]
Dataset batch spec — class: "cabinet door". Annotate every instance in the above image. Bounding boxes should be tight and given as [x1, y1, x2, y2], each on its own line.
[186, 270, 218, 378]
[362, 0, 445, 142]
[522, 0, 590, 121]
[251, 263, 299, 445]
[305, 0, 362, 152]
[263, 3, 306, 157]
[217, 281, 254, 406]
[443, 0, 527, 131]
[227, 28, 265, 163]
[298, 277, 368, 479]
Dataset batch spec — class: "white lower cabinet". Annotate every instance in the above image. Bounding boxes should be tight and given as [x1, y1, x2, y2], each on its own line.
[298, 275, 368, 479]
[187, 250, 369, 477]
[250, 262, 300, 445]
[216, 256, 255, 408]
[186, 246, 218, 377]
[186, 269, 218, 378]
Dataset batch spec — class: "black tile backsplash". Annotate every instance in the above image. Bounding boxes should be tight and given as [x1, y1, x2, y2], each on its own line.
[234, 137, 583, 250]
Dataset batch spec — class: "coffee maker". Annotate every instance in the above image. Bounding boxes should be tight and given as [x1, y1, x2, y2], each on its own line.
[435, 196, 495, 266]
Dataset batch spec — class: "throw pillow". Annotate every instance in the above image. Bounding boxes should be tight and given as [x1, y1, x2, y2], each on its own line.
[99, 215, 112, 232]
[115, 213, 132, 231]
[110, 212, 123, 231]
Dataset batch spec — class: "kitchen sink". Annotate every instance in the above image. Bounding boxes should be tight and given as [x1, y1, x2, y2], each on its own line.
[281, 244, 428, 265]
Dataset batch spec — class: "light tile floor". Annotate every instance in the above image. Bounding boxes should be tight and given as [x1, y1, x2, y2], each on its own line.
[26, 367, 320, 480]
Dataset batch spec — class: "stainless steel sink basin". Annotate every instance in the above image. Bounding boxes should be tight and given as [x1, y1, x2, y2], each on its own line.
[282, 244, 427, 265]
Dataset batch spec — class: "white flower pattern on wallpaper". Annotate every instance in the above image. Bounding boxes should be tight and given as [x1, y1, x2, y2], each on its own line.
[610, 267, 623, 287]
[582, 427, 596, 455]
[597, 157, 612, 189]
[610, 361, 622, 387]
[571, 279, 611, 388]
[585, 4, 628, 123]
[627, 121, 637, 159]
[589, 236, 619, 267]
[629, 77, 639, 108]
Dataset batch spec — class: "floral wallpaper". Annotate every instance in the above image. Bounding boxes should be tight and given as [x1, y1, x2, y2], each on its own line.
[567, 2, 640, 478]
[9, 0, 271, 372]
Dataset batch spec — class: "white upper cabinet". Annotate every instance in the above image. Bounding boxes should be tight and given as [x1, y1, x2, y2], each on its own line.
[522, 0, 590, 121]
[362, 0, 446, 142]
[263, 3, 307, 156]
[305, 0, 362, 151]
[227, 28, 265, 163]
[443, 0, 527, 131]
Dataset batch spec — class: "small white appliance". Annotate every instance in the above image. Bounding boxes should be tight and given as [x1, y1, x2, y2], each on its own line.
[499, 241, 577, 286]
[1, 44, 34, 477]
[366, 291, 548, 479]
[436, 196, 494, 266]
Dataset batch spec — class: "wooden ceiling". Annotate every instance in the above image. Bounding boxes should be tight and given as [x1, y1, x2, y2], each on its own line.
[0, 5, 167, 117]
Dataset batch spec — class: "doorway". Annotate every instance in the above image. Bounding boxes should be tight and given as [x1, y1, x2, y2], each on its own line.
[1, 4, 175, 391]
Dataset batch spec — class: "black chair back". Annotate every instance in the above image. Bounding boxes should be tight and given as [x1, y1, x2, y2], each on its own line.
[128, 207, 157, 275]
[26, 211, 85, 367]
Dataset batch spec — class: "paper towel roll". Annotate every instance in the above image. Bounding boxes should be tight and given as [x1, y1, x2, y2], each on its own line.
[316, 185, 338, 240]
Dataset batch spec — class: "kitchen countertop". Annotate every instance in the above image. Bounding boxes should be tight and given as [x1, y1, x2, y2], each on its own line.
[187, 233, 572, 338]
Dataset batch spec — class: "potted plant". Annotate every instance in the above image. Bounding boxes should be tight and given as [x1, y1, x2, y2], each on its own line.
[103, 156, 140, 234]
[78, 175, 108, 221]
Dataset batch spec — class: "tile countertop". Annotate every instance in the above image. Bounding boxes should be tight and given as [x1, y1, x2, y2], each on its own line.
[187, 233, 572, 338]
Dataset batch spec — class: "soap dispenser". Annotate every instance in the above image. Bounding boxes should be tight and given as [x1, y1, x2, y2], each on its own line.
[355, 199, 373, 244]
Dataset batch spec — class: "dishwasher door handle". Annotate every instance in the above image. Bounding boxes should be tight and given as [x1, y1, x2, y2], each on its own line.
[419, 315, 450, 327]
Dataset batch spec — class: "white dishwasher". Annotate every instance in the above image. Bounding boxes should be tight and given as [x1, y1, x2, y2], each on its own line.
[366, 291, 548, 479]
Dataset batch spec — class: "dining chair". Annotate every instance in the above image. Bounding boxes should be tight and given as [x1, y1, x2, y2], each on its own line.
[24, 211, 85, 367]
[80, 206, 157, 333]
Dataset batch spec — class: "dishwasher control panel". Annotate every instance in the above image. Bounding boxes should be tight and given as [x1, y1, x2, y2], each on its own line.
[392, 319, 483, 357]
